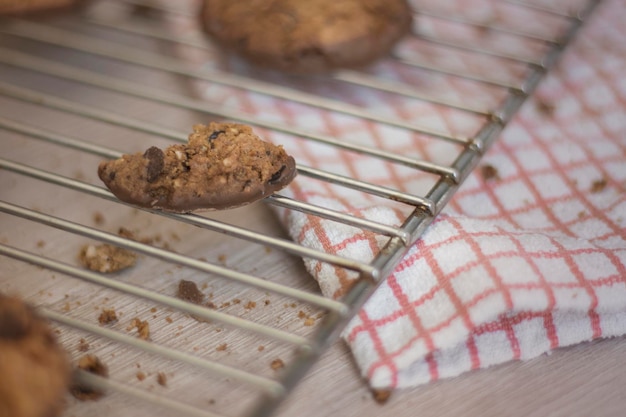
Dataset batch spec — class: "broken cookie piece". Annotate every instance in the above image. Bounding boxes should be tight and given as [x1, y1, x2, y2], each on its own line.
[98, 122, 297, 212]
[78, 243, 137, 273]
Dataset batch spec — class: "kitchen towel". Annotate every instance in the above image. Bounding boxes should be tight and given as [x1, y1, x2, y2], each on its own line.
[274, 0, 626, 389]
[188, 0, 626, 389]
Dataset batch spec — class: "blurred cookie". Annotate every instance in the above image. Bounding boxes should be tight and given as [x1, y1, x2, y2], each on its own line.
[0, 0, 80, 15]
[200, 0, 413, 73]
[0, 294, 71, 417]
[98, 122, 297, 212]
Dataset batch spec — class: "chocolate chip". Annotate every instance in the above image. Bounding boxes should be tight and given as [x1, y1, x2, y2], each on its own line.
[208, 130, 225, 140]
[268, 165, 286, 184]
[143, 146, 164, 183]
[108, 171, 116, 181]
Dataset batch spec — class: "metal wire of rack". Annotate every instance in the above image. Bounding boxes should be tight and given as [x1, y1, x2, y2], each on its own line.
[0, 1, 598, 416]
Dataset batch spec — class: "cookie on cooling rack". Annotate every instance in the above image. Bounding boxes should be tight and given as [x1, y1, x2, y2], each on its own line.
[98, 122, 297, 212]
[0, 0, 81, 15]
[0, 294, 71, 417]
[199, 0, 413, 73]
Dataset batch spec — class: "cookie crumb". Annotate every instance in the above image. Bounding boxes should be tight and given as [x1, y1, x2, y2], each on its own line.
[92, 211, 105, 226]
[71, 355, 109, 401]
[136, 371, 146, 381]
[371, 389, 392, 404]
[535, 99, 555, 117]
[98, 308, 118, 325]
[177, 280, 204, 304]
[157, 372, 167, 387]
[244, 301, 256, 310]
[217, 254, 227, 264]
[258, 345, 265, 352]
[79, 243, 136, 273]
[77, 338, 90, 352]
[127, 317, 150, 340]
[480, 164, 500, 181]
[216, 343, 228, 352]
[590, 177, 607, 193]
[270, 359, 284, 370]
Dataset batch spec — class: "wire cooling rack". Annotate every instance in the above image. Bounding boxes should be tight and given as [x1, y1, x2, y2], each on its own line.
[0, 1, 598, 416]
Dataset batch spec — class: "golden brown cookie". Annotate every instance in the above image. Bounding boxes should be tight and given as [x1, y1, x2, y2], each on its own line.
[98, 122, 297, 212]
[200, 0, 413, 73]
[0, 0, 80, 15]
[0, 294, 71, 417]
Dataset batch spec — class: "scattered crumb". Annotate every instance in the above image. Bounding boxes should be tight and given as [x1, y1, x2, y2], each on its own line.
[127, 317, 150, 340]
[264, 299, 271, 306]
[98, 308, 118, 325]
[244, 301, 256, 310]
[150, 307, 157, 313]
[116, 227, 135, 240]
[157, 372, 167, 387]
[77, 338, 90, 352]
[177, 280, 204, 304]
[169, 232, 181, 242]
[371, 389, 392, 404]
[578, 211, 587, 219]
[136, 371, 146, 381]
[232, 298, 241, 305]
[217, 254, 227, 264]
[264, 246, 272, 254]
[258, 345, 265, 352]
[220, 301, 231, 308]
[270, 359, 284, 370]
[92, 211, 105, 226]
[36, 240, 45, 248]
[165, 316, 173, 324]
[62, 302, 71, 312]
[480, 164, 499, 181]
[177, 280, 213, 322]
[208, 399, 216, 405]
[297, 310, 317, 326]
[590, 177, 608, 193]
[216, 343, 228, 352]
[535, 99, 555, 117]
[79, 243, 136, 273]
[71, 355, 109, 401]
[290, 303, 296, 308]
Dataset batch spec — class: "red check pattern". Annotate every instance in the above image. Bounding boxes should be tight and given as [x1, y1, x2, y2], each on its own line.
[187, 0, 626, 389]
[342, 2, 626, 388]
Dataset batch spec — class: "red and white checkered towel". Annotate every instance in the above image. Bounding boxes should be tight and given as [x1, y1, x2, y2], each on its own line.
[276, 1, 626, 389]
[187, 0, 626, 389]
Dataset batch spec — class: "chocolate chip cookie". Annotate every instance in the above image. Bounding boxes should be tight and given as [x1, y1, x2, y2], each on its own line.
[0, 294, 71, 417]
[0, 0, 80, 15]
[98, 122, 297, 212]
[200, 0, 413, 73]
